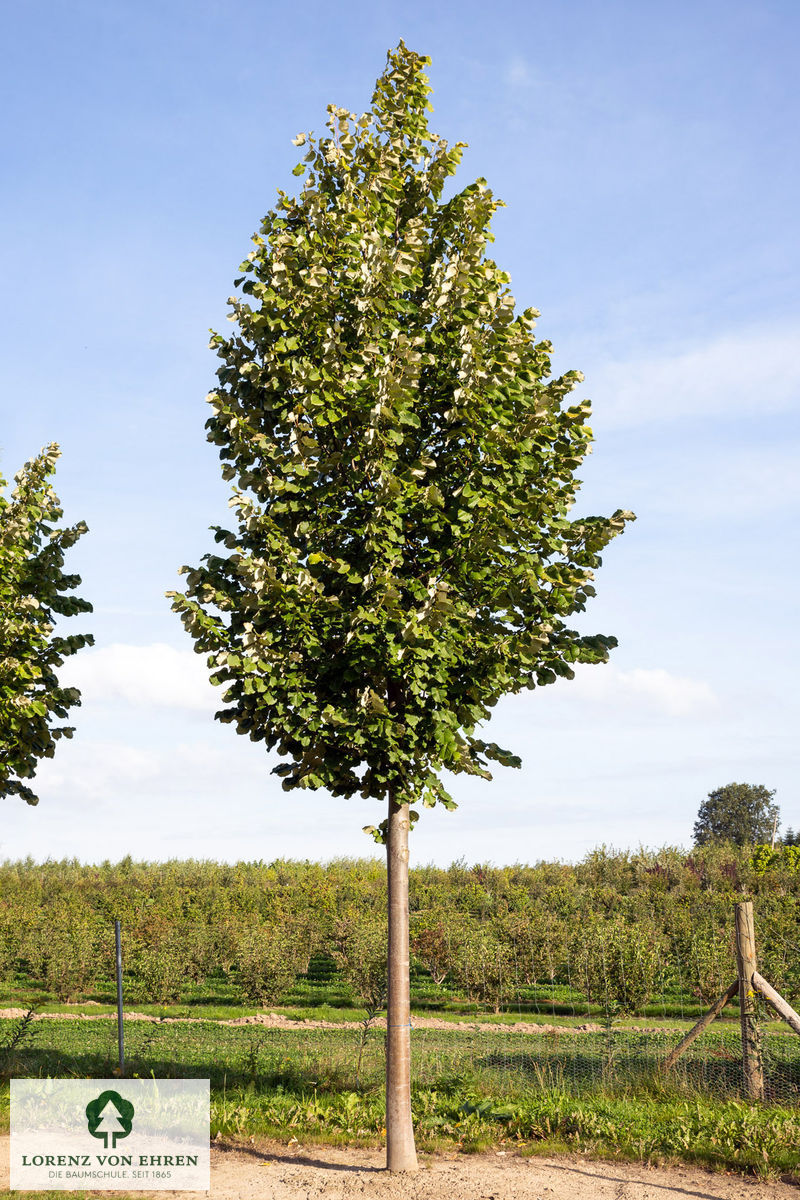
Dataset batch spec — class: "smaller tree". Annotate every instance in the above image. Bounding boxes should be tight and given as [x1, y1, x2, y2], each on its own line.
[569, 916, 662, 1015]
[1, 444, 93, 805]
[693, 783, 779, 847]
[235, 921, 311, 1007]
[410, 912, 454, 987]
[331, 909, 388, 1086]
[450, 919, 513, 1014]
[331, 908, 388, 1017]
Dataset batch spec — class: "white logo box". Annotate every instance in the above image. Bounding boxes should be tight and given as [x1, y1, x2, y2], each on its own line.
[11, 1079, 210, 1191]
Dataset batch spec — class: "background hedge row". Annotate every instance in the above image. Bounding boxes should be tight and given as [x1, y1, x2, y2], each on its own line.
[1, 844, 798, 1014]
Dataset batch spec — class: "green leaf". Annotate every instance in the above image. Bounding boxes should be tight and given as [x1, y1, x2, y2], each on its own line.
[170, 39, 633, 830]
[0, 445, 93, 805]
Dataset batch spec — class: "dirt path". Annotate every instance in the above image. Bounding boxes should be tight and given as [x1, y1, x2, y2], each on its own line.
[0, 1007, 677, 1035]
[2, 1135, 798, 1198]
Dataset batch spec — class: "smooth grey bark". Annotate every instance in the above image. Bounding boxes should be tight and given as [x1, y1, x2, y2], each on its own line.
[385, 794, 418, 1172]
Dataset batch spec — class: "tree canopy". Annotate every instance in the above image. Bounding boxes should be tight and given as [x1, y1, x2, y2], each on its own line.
[168, 41, 635, 832]
[170, 42, 634, 1168]
[693, 782, 779, 847]
[0, 444, 93, 805]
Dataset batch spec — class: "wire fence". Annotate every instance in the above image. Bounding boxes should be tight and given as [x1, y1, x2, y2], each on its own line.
[8, 1003, 800, 1107]
[5, 981, 800, 1106]
[135, 1019, 800, 1108]
[5, 890, 800, 1106]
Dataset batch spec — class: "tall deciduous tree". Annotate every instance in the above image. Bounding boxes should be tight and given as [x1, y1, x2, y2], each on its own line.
[693, 783, 779, 847]
[169, 42, 633, 1171]
[1, 444, 93, 805]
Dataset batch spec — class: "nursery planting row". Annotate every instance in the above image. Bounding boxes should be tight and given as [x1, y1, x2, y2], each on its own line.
[2, 845, 799, 1016]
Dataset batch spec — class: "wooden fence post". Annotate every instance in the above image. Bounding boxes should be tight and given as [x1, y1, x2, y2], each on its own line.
[734, 900, 764, 1101]
[663, 978, 738, 1071]
[753, 971, 800, 1036]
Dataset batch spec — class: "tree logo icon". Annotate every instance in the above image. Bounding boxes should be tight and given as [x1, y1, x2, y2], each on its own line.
[85, 1090, 135, 1149]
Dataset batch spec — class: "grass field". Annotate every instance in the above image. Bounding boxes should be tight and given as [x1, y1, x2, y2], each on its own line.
[4, 847, 800, 1180]
[0, 958, 760, 1026]
[3, 1002, 800, 1180]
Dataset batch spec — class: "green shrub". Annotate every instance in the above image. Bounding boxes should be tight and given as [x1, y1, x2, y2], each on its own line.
[410, 912, 455, 987]
[130, 930, 193, 1004]
[331, 909, 387, 1014]
[0, 926, 17, 988]
[571, 918, 663, 1015]
[450, 920, 514, 1013]
[685, 927, 734, 1005]
[235, 922, 310, 1007]
[19, 909, 103, 1001]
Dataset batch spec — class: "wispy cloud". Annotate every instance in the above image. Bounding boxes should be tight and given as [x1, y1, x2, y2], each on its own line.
[640, 442, 800, 518]
[588, 324, 800, 428]
[547, 662, 718, 718]
[62, 642, 217, 712]
[37, 740, 162, 805]
[505, 56, 533, 89]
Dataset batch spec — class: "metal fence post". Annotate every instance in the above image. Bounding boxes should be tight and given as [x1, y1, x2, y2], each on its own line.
[115, 919, 125, 1076]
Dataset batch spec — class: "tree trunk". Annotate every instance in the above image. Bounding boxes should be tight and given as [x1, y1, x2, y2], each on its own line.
[385, 794, 418, 1172]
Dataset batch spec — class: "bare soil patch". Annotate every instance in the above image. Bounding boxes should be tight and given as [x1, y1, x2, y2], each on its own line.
[0, 1008, 631, 1034]
[2, 1135, 798, 1199]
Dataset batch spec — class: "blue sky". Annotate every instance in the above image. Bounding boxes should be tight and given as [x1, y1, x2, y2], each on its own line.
[2, 0, 798, 865]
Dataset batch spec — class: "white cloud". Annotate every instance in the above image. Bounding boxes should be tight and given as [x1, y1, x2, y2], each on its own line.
[63, 642, 217, 712]
[36, 740, 162, 805]
[588, 325, 800, 428]
[550, 662, 717, 718]
[506, 56, 533, 88]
